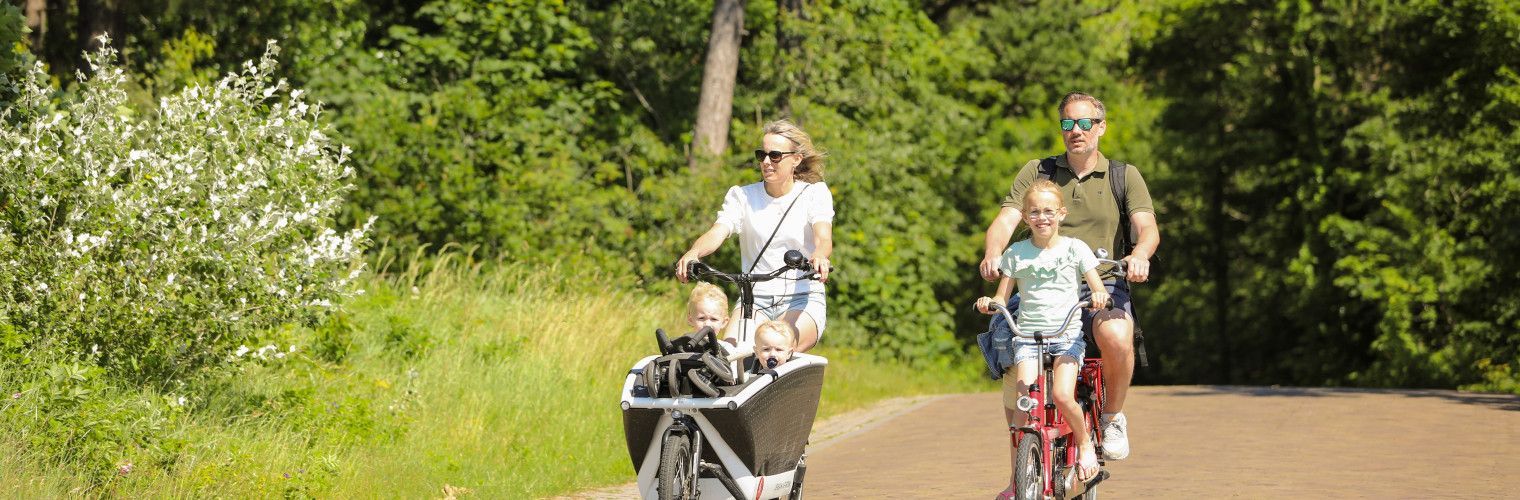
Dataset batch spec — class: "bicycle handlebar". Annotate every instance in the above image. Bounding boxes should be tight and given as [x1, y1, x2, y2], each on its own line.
[684, 249, 832, 283]
[984, 301, 1098, 341]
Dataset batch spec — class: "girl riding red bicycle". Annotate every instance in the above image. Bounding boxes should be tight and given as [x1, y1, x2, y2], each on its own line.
[977, 179, 1110, 498]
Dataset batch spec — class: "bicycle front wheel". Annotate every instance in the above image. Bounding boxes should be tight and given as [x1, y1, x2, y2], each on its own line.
[657, 433, 693, 500]
[1014, 434, 1043, 500]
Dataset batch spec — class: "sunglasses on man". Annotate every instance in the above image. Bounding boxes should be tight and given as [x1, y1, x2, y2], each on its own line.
[754, 149, 797, 162]
[1060, 118, 1103, 132]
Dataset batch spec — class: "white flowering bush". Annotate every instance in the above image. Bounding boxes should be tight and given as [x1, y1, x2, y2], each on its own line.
[0, 39, 372, 380]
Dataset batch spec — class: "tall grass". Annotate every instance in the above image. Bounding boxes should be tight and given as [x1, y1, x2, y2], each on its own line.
[0, 251, 983, 497]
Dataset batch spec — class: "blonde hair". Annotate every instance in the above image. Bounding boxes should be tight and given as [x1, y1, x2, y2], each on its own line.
[754, 320, 797, 348]
[762, 119, 826, 183]
[1023, 179, 1065, 209]
[687, 282, 729, 317]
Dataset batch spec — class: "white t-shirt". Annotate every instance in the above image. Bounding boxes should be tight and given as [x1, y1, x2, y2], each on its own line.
[714, 181, 834, 296]
[997, 236, 1100, 342]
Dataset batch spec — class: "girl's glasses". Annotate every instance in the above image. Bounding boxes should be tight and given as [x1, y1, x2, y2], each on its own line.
[1060, 118, 1103, 131]
[1025, 209, 1061, 220]
[755, 149, 797, 162]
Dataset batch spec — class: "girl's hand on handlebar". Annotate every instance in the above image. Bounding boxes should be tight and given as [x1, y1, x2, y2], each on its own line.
[975, 296, 1002, 315]
[1088, 290, 1111, 310]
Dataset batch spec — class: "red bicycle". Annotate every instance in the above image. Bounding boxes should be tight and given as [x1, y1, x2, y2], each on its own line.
[984, 259, 1125, 500]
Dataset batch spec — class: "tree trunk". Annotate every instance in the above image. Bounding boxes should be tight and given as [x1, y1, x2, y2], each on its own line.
[77, 0, 119, 55]
[1211, 141, 1231, 384]
[23, 0, 45, 52]
[774, 0, 804, 117]
[689, 0, 746, 172]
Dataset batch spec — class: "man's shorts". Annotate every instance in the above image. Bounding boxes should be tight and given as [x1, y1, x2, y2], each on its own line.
[751, 291, 827, 336]
[1077, 280, 1134, 356]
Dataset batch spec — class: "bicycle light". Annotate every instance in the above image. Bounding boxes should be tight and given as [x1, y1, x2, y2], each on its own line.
[1016, 396, 1036, 412]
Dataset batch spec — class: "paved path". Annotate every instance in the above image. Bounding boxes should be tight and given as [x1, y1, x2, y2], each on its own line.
[559, 386, 1520, 498]
[804, 386, 1520, 498]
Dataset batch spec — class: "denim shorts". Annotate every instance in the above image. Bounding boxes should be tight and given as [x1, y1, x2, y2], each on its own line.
[1001, 338, 1085, 409]
[986, 312, 1085, 367]
[750, 291, 827, 336]
[1012, 338, 1086, 366]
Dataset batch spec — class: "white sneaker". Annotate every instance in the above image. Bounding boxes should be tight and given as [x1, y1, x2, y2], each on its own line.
[1101, 413, 1130, 460]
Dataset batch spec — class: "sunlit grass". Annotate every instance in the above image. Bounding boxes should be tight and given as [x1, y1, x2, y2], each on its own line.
[0, 251, 984, 497]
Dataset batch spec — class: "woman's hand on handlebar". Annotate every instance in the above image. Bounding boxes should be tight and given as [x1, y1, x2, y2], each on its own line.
[676, 251, 701, 283]
[810, 252, 831, 282]
[975, 296, 1003, 315]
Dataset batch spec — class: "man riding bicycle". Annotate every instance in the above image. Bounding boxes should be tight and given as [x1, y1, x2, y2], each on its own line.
[980, 91, 1161, 461]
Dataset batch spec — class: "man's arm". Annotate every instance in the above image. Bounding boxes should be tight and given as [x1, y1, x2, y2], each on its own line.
[980, 206, 1023, 281]
[1124, 211, 1159, 282]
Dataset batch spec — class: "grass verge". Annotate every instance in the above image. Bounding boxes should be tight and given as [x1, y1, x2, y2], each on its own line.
[0, 253, 984, 497]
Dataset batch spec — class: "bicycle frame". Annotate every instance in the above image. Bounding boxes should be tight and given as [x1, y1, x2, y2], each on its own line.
[991, 301, 1093, 498]
[987, 254, 1125, 499]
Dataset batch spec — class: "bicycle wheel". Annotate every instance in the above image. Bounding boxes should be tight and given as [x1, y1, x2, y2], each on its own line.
[657, 433, 693, 500]
[1013, 434, 1042, 500]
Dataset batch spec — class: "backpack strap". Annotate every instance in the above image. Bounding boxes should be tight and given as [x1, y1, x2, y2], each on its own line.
[1106, 159, 1150, 368]
[1037, 156, 1059, 181]
[1108, 159, 1132, 257]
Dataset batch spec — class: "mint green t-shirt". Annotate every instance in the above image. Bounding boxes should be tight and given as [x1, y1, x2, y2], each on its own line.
[997, 236, 1100, 342]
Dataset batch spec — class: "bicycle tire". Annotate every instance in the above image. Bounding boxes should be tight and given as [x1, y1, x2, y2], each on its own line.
[1013, 434, 1042, 500]
[657, 433, 692, 500]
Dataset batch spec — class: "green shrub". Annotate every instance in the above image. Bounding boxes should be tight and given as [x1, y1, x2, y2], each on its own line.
[0, 41, 371, 381]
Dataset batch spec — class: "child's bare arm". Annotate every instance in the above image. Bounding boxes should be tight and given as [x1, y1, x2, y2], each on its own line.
[977, 276, 1016, 313]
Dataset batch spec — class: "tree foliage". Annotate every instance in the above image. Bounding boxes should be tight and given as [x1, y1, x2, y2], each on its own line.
[1138, 0, 1520, 389]
[9, 0, 1519, 391]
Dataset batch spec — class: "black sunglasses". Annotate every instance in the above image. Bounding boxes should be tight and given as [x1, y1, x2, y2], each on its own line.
[754, 149, 797, 162]
[1060, 118, 1103, 131]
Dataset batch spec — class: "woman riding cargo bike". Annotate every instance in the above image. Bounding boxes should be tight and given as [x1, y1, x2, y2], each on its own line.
[621, 119, 837, 499]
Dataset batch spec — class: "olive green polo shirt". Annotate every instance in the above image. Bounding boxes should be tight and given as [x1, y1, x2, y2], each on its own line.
[1001, 152, 1155, 257]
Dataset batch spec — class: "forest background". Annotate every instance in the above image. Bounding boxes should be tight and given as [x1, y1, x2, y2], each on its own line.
[2, 0, 1517, 496]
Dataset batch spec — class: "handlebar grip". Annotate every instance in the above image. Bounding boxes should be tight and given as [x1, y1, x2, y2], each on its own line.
[685, 259, 713, 278]
[801, 265, 835, 281]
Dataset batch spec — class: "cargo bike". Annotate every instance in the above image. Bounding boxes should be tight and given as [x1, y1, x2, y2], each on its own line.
[620, 250, 827, 499]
